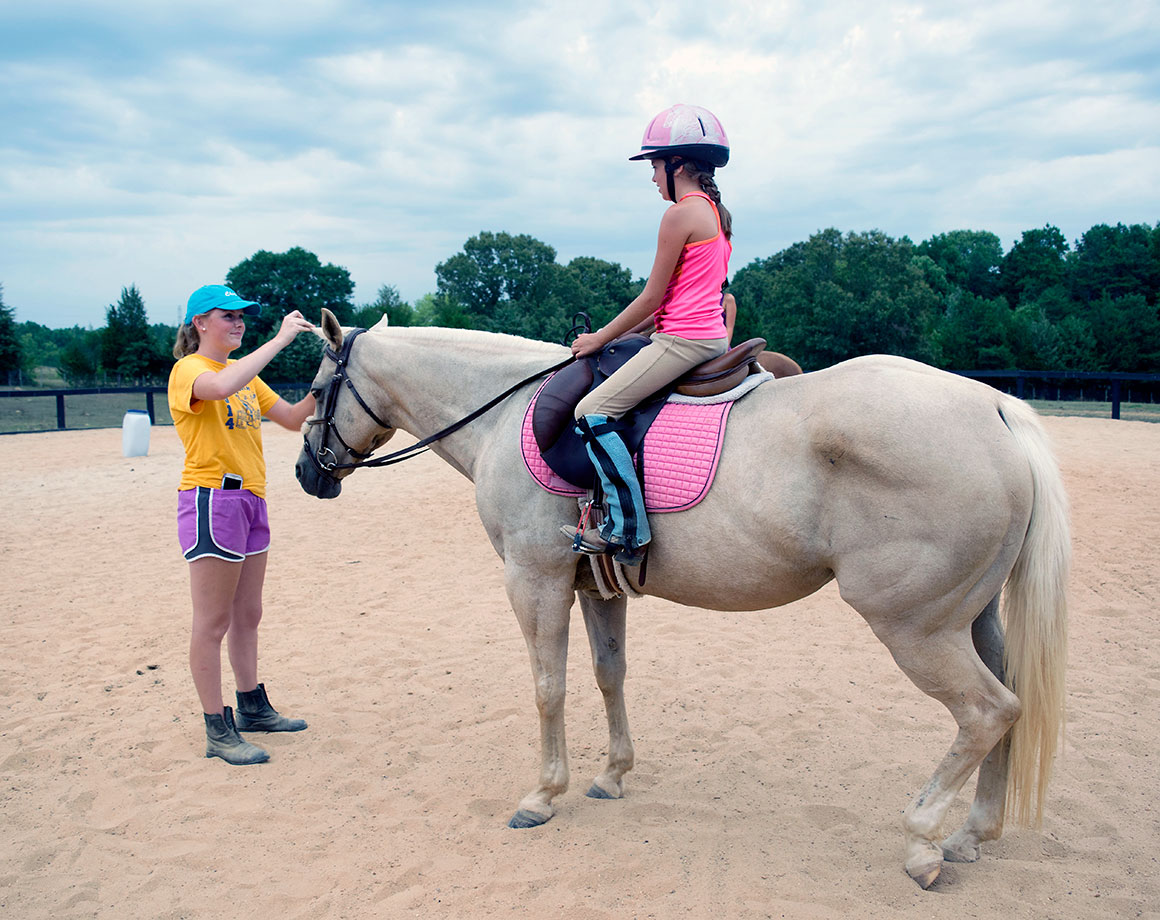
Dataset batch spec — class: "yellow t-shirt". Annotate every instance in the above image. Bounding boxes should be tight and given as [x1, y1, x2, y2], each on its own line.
[167, 353, 282, 498]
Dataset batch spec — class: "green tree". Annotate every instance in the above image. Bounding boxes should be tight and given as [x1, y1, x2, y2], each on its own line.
[1068, 222, 1160, 307]
[932, 292, 1015, 369]
[560, 256, 642, 332]
[435, 232, 564, 337]
[729, 241, 808, 347]
[226, 247, 354, 381]
[1087, 293, 1160, 371]
[150, 322, 178, 361]
[101, 284, 159, 382]
[917, 230, 1003, 299]
[410, 293, 438, 326]
[730, 229, 940, 370]
[1000, 225, 1070, 309]
[0, 284, 22, 385]
[351, 285, 414, 328]
[1007, 303, 1062, 371]
[19, 331, 51, 380]
[1052, 314, 1099, 371]
[17, 321, 78, 381]
[59, 329, 102, 386]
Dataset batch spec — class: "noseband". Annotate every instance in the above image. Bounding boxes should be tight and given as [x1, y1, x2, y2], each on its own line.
[301, 327, 575, 480]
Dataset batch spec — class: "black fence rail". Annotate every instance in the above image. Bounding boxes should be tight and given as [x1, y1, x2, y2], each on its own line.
[952, 370, 1160, 419]
[0, 384, 310, 434]
[0, 375, 1155, 434]
[0, 385, 167, 430]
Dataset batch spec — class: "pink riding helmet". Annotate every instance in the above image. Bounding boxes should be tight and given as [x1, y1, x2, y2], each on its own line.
[629, 104, 730, 168]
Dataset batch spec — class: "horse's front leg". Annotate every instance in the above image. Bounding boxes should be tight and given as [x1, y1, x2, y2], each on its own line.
[505, 560, 576, 829]
[578, 592, 634, 800]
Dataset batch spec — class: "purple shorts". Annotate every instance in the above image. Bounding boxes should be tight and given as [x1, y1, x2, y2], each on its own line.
[177, 487, 270, 562]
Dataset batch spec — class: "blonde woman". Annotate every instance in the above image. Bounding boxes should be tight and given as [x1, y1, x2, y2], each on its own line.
[168, 284, 315, 764]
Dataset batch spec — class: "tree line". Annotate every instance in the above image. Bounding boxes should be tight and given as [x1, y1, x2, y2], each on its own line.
[730, 224, 1159, 372]
[2, 220, 1157, 387]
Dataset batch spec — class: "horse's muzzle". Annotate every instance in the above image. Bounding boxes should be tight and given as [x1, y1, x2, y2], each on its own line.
[295, 453, 343, 499]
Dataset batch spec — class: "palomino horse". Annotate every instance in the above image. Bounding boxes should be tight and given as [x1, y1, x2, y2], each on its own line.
[295, 311, 1068, 888]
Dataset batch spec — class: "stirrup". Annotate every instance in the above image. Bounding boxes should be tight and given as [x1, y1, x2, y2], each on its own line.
[560, 524, 614, 555]
[562, 497, 610, 554]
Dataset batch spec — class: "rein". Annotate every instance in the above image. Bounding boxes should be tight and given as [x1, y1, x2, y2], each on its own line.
[302, 327, 575, 475]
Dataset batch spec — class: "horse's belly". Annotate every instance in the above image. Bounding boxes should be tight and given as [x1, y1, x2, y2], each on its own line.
[627, 528, 835, 612]
[642, 566, 834, 612]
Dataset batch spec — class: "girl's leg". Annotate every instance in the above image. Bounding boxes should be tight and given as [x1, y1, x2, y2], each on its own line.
[577, 413, 651, 558]
[188, 557, 244, 714]
[225, 551, 267, 693]
[226, 551, 309, 732]
[575, 333, 727, 419]
[568, 334, 727, 560]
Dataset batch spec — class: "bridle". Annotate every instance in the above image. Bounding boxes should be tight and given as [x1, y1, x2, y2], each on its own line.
[301, 328, 391, 475]
[301, 326, 578, 478]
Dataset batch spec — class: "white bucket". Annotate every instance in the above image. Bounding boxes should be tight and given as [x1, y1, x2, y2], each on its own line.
[122, 410, 151, 457]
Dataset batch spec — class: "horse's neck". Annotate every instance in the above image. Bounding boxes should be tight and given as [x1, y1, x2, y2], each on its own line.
[366, 328, 566, 475]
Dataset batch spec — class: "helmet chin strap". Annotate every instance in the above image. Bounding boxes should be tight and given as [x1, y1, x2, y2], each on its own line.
[664, 157, 685, 203]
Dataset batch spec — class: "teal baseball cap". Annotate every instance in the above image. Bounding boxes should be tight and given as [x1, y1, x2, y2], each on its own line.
[184, 284, 261, 324]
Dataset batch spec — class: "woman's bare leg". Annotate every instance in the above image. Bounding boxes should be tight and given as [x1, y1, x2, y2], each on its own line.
[188, 557, 243, 713]
[226, 553, 268, 693]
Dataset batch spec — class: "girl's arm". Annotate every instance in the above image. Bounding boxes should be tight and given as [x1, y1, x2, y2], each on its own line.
[571, 204, 697, 357]
[192, 312, 315, 402]
[264, 393, 317, 431]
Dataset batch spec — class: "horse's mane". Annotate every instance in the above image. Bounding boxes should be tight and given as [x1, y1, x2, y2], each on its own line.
[370, 324, 570, 373]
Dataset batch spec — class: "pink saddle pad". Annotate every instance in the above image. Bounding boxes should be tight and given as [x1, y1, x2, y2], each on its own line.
[520, 382, 732, 513]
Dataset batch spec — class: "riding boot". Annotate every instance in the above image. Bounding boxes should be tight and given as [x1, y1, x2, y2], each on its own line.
[235, 683, 308, 733]
[570, 414, 651, 565]
[204, 706, 269, 765]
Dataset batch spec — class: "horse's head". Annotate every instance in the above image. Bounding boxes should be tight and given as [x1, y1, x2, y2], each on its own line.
[295, 308, 397, 499]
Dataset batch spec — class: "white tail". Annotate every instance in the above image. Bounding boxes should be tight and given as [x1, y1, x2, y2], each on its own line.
[998, 396, 1070, 826]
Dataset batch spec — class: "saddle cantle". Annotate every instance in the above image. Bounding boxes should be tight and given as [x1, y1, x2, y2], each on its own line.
[673, 337, 766, 397]
[530, 335, 767, 491]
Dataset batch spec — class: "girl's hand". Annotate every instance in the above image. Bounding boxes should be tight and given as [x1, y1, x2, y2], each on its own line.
[571, 332, 606, 357]
[274, 310, 315, 345]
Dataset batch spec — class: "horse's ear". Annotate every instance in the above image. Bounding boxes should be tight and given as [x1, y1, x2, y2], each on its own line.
[319, 308, 343, 350]
[370, 311, 390, 330]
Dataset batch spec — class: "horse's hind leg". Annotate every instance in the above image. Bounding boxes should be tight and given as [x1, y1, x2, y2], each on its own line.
[942, 595, 1012, 863]
[578, 592, 634, 799]
[876, 612, 1021, 888]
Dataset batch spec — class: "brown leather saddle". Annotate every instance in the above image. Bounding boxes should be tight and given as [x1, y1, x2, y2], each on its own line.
[531, 335, 766, 489]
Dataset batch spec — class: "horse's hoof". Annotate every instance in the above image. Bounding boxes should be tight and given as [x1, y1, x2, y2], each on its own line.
[586, 783, 616, 800]
[941, 831, 982, 863]
[905, 859, 942, 889]
[507, 809, 551, 829]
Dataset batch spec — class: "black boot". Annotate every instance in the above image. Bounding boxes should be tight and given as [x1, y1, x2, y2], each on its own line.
[235, 683, 308, 732]
[204, 706, 269, 765]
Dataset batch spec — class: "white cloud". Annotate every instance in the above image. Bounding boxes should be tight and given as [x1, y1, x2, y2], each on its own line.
[0, 0, 1157, 327]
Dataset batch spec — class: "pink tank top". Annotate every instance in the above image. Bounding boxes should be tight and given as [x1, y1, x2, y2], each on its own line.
[652, 192, 731, 340]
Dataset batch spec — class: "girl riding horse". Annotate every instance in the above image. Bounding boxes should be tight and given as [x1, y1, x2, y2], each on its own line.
[565, 103, 733, 565]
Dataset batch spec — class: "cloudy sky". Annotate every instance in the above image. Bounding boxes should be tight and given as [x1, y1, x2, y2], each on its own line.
[2, 0, 1158, 329]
